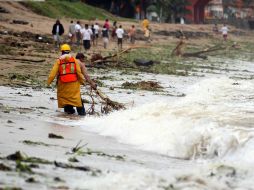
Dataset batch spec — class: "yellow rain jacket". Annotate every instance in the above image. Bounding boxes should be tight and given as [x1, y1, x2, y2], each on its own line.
[142, 19, 149, 30]
[47, 54, 85, 108]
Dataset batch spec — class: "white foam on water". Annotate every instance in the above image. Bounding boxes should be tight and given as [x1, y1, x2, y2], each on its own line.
[74, 77, 254, 160]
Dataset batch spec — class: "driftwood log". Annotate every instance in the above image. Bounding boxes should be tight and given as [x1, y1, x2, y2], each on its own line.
[182, 46, 226, 59]
[172, 39, 227, 59]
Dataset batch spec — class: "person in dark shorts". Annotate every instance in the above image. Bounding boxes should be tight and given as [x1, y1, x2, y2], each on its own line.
[115, 25, 124, 49]
[80, 24, 93, 51]
[102, 25, 109, 49]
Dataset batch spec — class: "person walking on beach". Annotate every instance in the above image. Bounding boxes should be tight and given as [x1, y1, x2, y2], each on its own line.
[75, 21, 82, 46]
[128, 25, 136, 44]
[142, 17, 149, 31]
[90, 24, 96, 46]
[47, 44, 86, 116]
[111, 21, 117, 39]
[75, 52, 97, 90]
[81, 24, 93, 51]
[102, 25, 109, 49]
[68, 20, 76, 45]
[93, 23, 100, 46]
[52, 20, 64, 48]
[212, 23, 219, 34]
[104, 19, 110, 31]
[221, 23, 229, 41]
[144, 26, 151, 43]
[116, 25, 124, 49]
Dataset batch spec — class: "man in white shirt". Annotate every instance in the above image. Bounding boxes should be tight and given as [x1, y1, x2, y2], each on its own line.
[75, 21, 82, 46]
[220, 24, 229, 41]
[68, 20, 76, 45]
[93, 23, 100, 46]
[115, 25, 124, 49]
[80, 24, 93, 50]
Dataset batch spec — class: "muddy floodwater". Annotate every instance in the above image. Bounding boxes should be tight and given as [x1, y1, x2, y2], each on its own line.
[0, 55, 254, 190]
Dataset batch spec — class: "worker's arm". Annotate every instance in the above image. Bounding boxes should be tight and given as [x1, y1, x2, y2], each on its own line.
[76, 61, 85, 85]
[82, 64, 97, 89]
[47, 60, 59, 86]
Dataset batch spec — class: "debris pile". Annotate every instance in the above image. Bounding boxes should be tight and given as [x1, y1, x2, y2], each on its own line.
[122, 81, 163, 91]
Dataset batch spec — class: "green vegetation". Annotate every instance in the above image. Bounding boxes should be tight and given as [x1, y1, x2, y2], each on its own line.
[22, 140, 51, 147]
[76, 148, 125, 161]
[16, 161, 33, 173]
[21, 0, 116, 20]
[122, 45, 191, 76]
[0, 44, 12, 55]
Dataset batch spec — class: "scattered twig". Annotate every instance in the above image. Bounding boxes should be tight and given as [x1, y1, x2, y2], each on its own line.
[71, 140, 88, 154]
[54, 161, 91, 172]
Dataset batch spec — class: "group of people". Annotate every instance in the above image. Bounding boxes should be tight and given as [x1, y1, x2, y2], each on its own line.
[52, 19, 142, 50]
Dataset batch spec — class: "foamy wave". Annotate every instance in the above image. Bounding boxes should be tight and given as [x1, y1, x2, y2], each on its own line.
[78, 77, 254, 160]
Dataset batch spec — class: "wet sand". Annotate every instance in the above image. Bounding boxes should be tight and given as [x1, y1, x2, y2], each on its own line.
[0, 86, 200, 190]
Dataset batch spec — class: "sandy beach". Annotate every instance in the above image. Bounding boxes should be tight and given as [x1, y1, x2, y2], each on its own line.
[1, 1, 254, 190]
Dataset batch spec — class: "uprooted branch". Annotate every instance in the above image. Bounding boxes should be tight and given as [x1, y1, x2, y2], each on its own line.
[90, 45, 150, 64]
[95, 89, 125, 113]
[85, 85, 125, 115]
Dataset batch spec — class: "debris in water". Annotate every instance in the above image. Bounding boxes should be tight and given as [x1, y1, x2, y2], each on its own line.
[7, 151, 24, 161]
[70, 140, 87, 154]
[122, 81, 163, 91]
[25, 177, 36, 183]
[68, 157, 79, 163]
[0, 163, 11, 171]
[16, 161, 33, 173]
[54, 161, 91, 172]
[54, 177, 64, 182]
[22, 140, 51, 147]
[48, 133, 64, 139]
[213, 165, 237, 178]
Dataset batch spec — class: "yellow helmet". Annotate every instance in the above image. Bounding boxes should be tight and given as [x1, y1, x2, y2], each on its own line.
[60, 44, 71, 51]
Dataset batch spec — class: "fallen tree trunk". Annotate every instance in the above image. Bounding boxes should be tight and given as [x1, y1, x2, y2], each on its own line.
[172, 40, 227, 59]
[183, 46, 226, 58]
[91, 45, 150, 64]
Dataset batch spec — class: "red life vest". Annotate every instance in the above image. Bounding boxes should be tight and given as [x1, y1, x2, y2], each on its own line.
[58, 56, 78, 83]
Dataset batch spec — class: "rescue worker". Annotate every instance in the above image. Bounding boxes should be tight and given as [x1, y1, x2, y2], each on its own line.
[75, 52, 97, 90]
[47, 44, 86, 116]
